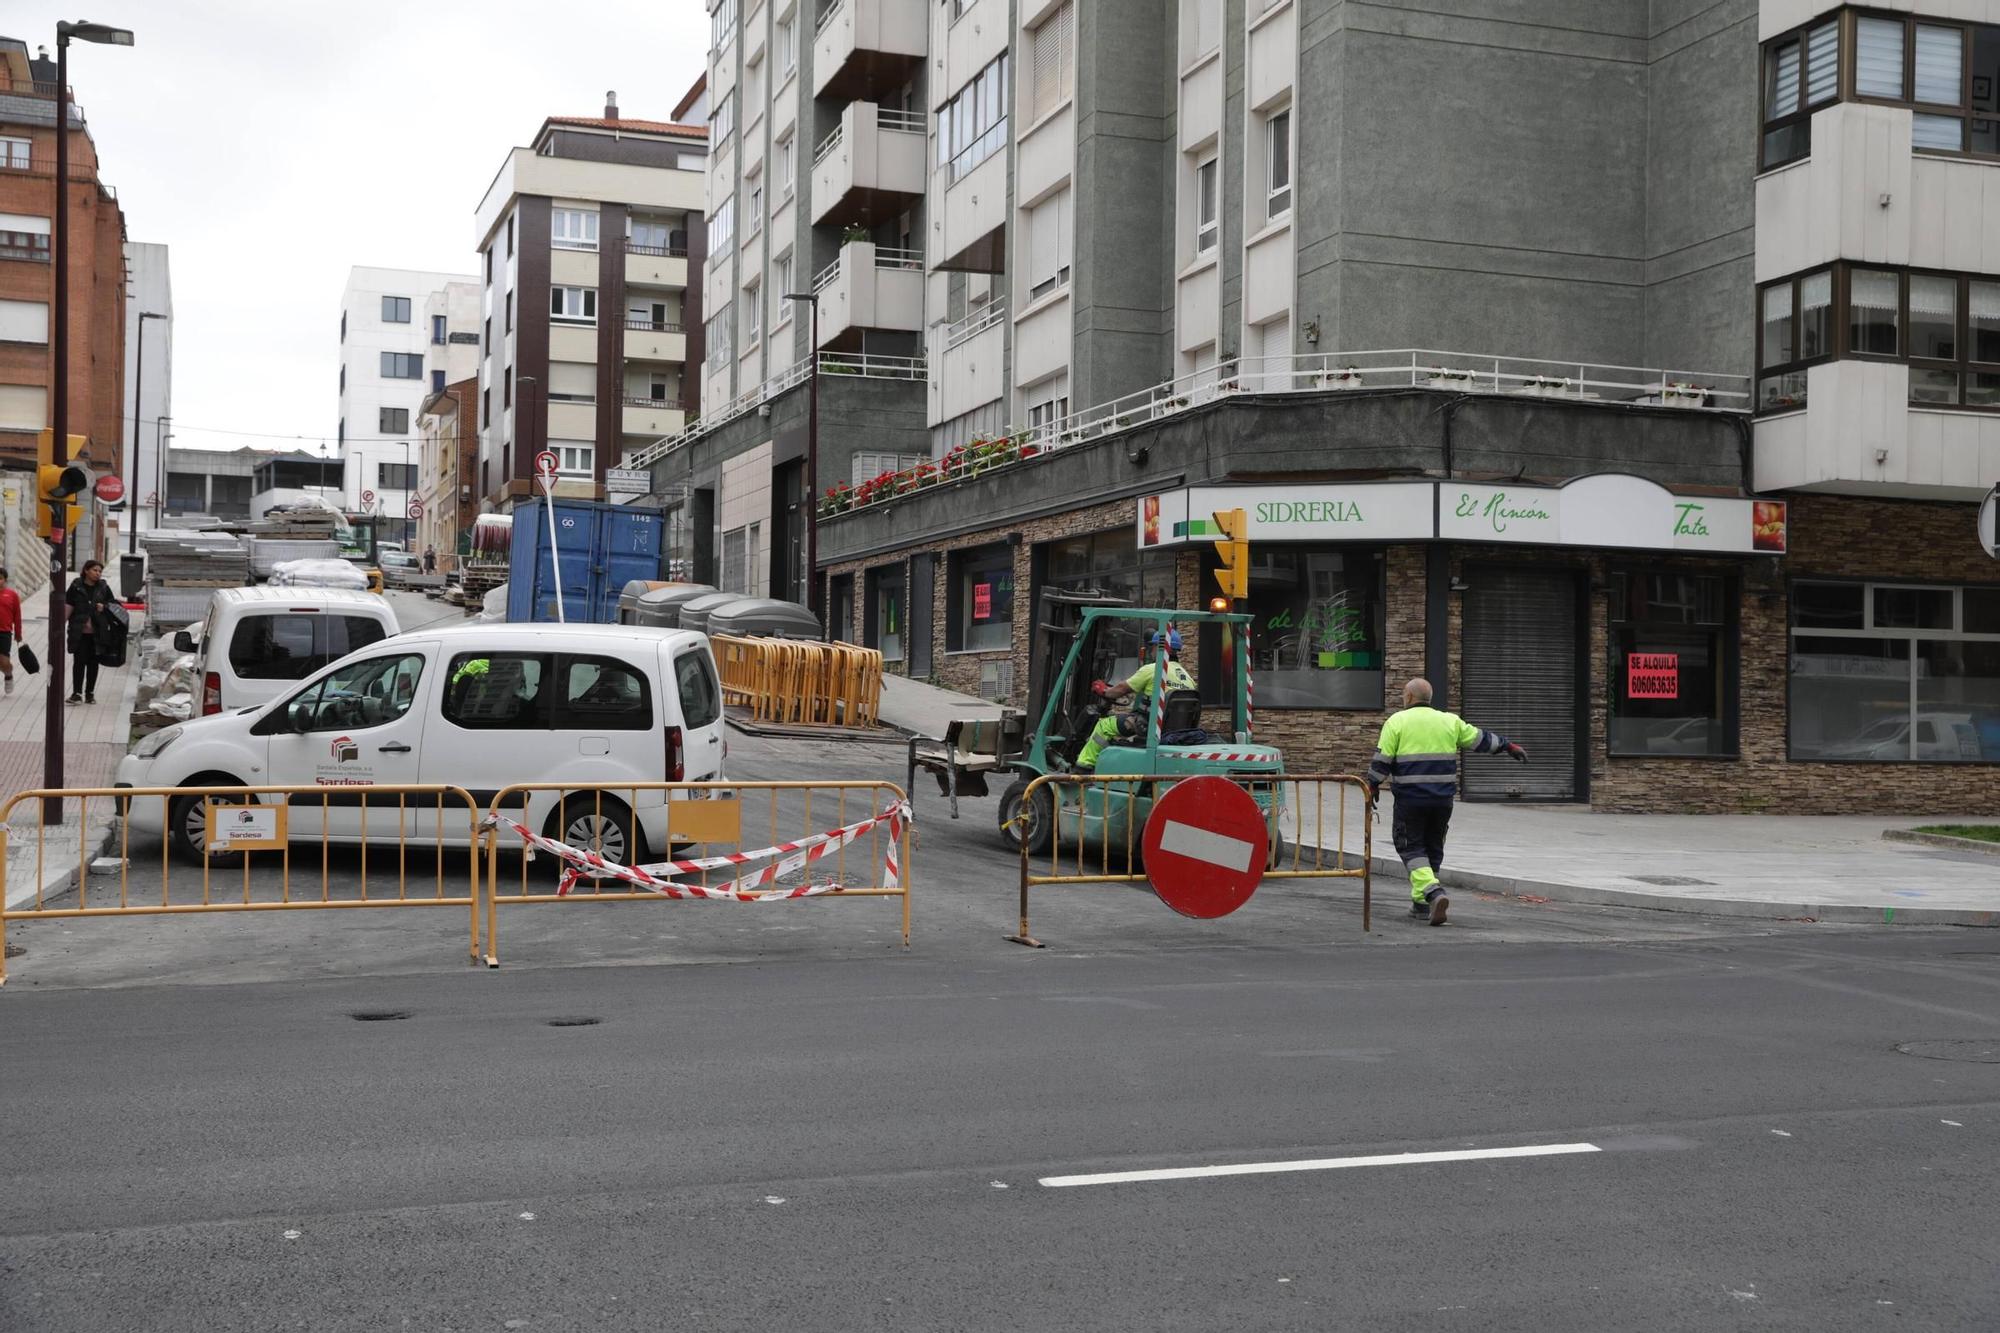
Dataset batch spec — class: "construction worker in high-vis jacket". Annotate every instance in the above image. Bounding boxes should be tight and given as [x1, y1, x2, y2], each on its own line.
[1364, 678, 1527, 926]
[1076, 629, 1194, 771]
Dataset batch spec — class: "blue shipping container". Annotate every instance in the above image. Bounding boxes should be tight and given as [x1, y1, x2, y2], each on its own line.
[507, 498, 665, 624]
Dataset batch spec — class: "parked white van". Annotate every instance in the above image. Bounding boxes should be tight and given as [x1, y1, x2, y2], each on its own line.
[118, 623, 727, 864]
[178, 587, 401, 717]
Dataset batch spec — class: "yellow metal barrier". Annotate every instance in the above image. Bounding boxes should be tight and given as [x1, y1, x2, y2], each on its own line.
[0, 784, 486, 986]
[479, 780, 913, 967]
[712, 635, 883, 728]
[1009, 772, 1373, 948]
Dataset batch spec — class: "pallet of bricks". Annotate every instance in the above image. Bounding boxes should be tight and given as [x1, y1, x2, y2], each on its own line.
[142, 531, 249, 629]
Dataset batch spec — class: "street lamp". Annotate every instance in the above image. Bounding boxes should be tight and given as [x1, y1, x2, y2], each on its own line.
[127, 310, 165, 555]
[783, 292, 820, 629]
[44, 18, 134, 820]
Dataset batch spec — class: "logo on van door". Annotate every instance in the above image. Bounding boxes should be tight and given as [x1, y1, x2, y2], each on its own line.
[330, 736, 360, 763]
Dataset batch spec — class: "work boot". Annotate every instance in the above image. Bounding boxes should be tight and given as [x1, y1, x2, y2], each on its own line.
[1408, 898, 1429, 919]
[1428, 891, 1450, 927]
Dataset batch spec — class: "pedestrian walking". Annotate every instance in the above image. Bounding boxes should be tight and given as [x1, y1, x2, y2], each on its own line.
[64, 560, 116, 704]
[0, 565, 21, 695]
[1364, 678, 1527, 926]
[423, 545, 437, 574]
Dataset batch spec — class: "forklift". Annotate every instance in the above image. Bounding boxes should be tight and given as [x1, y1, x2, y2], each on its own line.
[990, 589, 1285, 857]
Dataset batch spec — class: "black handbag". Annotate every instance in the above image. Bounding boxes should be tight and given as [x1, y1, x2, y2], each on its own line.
[18, 643, 38, 674]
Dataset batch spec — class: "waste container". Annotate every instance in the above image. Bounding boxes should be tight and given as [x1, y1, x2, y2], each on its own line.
[630, 583, 718, 627]
[119, 553, 146, 602]
[705, 598, 821, 639]
[674, 592, 742, 635]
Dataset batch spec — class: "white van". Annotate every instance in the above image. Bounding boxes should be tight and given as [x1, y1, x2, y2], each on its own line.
[117, 623, 728, 864]
[178, 587, 401, 717]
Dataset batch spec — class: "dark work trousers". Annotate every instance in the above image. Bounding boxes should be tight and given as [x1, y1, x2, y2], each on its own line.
[72, 646, 100, 698]
[1391, 801, 1453, 903]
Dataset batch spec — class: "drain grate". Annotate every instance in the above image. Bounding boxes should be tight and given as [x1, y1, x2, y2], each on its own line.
[1630, 875, 1715, 887]
[349, 1010, 412, 1022]
[547, 1016, 603, 1028]
[1895, 1040, 2000, 1064]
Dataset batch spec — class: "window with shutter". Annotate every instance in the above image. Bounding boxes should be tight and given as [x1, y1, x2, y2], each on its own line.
[1025, 188, 1072, 302]
[1855, 17, 1904, 99]
[1030, 2, 1073, 121]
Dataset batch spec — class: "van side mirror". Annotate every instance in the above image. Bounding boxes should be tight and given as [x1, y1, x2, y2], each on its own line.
[172, 630, 196, 653]
[288, 701, 316, 733]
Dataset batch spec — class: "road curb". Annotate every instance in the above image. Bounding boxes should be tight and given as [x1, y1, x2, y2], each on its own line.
[1352, 853, 2000, 928]
[1882, 828, 2000, 857]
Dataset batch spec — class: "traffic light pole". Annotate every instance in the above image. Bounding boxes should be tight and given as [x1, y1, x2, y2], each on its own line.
[42, 36, 73, 821]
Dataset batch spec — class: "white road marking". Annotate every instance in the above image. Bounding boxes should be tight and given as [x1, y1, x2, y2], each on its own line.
[1770, 1129, 1792, 1137]
[1941, 1119, 1963, 1127]
[1038, 1141, 1601, 1188]
[1158, 820, 1256, 872]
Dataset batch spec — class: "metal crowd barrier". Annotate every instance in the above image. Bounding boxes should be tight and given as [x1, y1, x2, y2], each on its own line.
[711, 634, 884, 727]
[479, 780, 913, 967]
[0, 784, 486, 985]
[1009, 772, 1373, 947]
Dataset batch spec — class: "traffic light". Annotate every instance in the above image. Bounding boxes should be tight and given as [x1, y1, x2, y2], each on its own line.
[36, 429, 91, 544]
[1211, 507, 1249, 601]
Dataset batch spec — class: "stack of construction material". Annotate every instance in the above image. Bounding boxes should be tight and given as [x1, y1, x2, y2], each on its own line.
[142, 531, 248, 627]
[248, 538, 340, 578]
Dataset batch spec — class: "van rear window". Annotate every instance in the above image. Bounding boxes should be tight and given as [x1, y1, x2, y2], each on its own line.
[228, 614, 388, 681]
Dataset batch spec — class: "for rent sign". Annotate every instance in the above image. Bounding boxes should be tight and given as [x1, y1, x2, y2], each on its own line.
[1626, 652, 1680, 700]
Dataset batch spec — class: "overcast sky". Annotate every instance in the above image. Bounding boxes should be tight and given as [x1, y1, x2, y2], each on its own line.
[12, 0, 705, 457]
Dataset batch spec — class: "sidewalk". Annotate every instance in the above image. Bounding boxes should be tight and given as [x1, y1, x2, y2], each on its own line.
[3, 602, 145, 911]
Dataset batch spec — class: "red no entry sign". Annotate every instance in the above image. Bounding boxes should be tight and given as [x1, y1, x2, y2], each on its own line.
[1141, 776, 1269, 919]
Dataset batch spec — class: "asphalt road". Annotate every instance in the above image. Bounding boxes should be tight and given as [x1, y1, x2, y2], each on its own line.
[3, 701, 1998, 1328]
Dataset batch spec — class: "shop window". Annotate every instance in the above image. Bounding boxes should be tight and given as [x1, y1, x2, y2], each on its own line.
[1607, 572, 1737, 757]
[1044, 530, 1176, 608]
[1789, 580, 2000, 762]
[866, 564, 906, 663]
[829, 573, 855, 643]
[1230, 546, 1384, 709]
[949, 544, 1015, 653]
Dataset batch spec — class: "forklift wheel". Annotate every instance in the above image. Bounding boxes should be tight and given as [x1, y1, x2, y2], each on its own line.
[998, 779, 1055, 856]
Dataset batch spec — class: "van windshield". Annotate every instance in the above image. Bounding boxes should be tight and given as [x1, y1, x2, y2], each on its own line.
[230, 614, 389, 681]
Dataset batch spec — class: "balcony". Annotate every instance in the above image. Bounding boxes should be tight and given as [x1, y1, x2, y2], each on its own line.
[811, 241, 925, 348]
[812, 0, 926, 101]
[1753, 361, 2000, 500]
[811, 104, 927, 228]
[931, 298, 1006, 426]
[622, 398, 689, 437]
[623, 319, 688, 363]
[624, 239, 689, 290]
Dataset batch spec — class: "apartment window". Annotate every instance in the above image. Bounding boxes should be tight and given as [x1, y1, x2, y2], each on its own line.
[481, 387, 490, 427]
[382, 295, 411, 323]
[546, 361, 597, 404]
[430, 314, 447, 345]
[705, 302, 734, 358]
[747, 182, 764, 237]
[1759, 265, 2000, 411]
[1264, 108, 1292, 221]
[503, 369, 512, 409]
[0, 136, 29, 170]
[552, 207, 599, 251]
[1024, 187, 1072, 302]
[711, 0, 738, 51]
[380, 407, 410, 434]
[432, 368, 446, 394]
[778, 134, 796, 196]
[744, 56, 766, 119]
[1608, 571, 1737, 757]
[1028, 2, 1074, 121]
[707, 196, 735, 253]
[553, 440, 595, 478]
[506, 214, 515, 256]
[485, 248, 494, 283]
[378, 463, 418, 490]
[1026, 393, 1069, 433]
[0, 298, 49, 344]
[937, 52, 1009, 182]
[505, 291, 514, 334]
[1181, 0, 1221, 63]
[1790, 581, 2000, 762]
[340, 310, 347, 342]
[777, 14, 796, 76]
[774, 253, 793, 315]
[742, 280, 763, 351]
[1760, 17, 1839, 167]
[380, 352, 424, 380]
[712, 91, 735, 145]
[1194, 156, 1218, 255]
[550, 285, 598, 325]
[948, 544, 1015, 653]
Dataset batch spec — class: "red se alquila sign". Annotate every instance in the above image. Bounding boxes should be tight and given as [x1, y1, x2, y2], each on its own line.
[1627, 652, 1679, 700]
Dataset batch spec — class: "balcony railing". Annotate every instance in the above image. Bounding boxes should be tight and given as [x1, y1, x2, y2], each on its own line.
[813, 244, 924, 294]
[621, 351, 929, 468]
[623, 396, 690, 410]
[815, 0, 846, 33]
[879, 107, 925, 133]
[625, 318, 685, 333]
[813, 125, 844, 167]
[623, 239, 689, 258]
[942, 298, 1006, 351]
[816, 348, 1754, 517]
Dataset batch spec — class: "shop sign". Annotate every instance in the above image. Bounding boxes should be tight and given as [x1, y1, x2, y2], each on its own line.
[205, 803, 288, 853]
[605, 468, 650, 495]
[973, 582, 993, 619]
[1626, 652, 1679, 699]
[1137, 484, 1433, 547]
[1440, 476, 1788, 554]
[1980, 484, 1998, 559]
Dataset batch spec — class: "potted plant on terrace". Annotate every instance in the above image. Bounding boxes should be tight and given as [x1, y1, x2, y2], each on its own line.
[1661, 380, 1707, 407]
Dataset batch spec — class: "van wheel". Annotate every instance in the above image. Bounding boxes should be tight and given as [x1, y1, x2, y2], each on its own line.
[168, 788, 246, 866]
[546, 797, 638, 873]
[998, 779, 1054, 856]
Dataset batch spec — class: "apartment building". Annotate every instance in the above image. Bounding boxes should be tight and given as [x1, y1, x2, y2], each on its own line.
[0, 36, 127, 470]
[471, 98, 708, 513]
[336, 266, 478, 546]
[415, 373, 477, 569]
[655, 0, 2000, 815]
[122, 240, 171, 538]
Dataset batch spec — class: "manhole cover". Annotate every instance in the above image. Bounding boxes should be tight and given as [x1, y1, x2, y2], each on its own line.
[349, 1010, 412, 1022]
[547, 1016, 602, 1027]
[1630, 875, 1715, 887]
[1894, 1040, 2000, 1063]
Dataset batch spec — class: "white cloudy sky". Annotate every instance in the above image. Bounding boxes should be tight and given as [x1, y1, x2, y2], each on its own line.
[11, 0, 705, 456]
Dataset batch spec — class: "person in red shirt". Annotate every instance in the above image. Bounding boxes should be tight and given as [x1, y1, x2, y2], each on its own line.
[0, 565, 23, 696]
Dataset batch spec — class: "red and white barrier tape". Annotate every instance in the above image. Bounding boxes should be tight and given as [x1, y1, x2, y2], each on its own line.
[484, 800, 910, 900]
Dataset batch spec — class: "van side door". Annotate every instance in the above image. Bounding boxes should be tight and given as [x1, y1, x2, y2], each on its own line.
[671, 642, 726, 781]
[262, 647, 433, 841]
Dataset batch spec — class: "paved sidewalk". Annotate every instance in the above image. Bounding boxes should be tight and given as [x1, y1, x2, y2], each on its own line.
[3, 602, 145, 911]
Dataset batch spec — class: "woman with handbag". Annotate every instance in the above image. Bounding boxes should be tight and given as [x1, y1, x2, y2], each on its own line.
[64, 560, 115, 704]
[0, 565, 21, 695]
